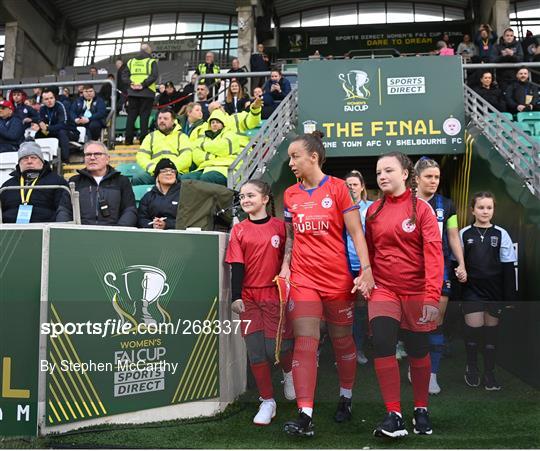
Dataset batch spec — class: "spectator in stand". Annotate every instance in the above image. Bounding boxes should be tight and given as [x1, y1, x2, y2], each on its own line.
[473, 71, 506, 112]
[115, 58, 129, 113]
[196, 84, 211, 121]
[158, 83, 166, 95]
[57, 141, 137, 226]
[262, 69, 291, 115]
[32, 87, 43, 104]
[208, 96, 262, 148]
[183, 109, 240, 186]
[122, 43, 159, 145]
[71, 84, 107, 141]
[32, 89, 79, 161]
[98, 74, 115, 108]
[195, 52, 221, 99]
[179, 73, 197, 108]
[0, 141, 68, 223]
[89, 66, 98, 78]
[158, 81, 182, 114]
[8, 88, 39, 129]
[521, 30, 539, 62]
[505, 67, 540, 114]
[436, 41, 455, 56]
[250, 43, 271, 88]
[137, 158, 181, 230]
[177, 102, 206, 142]
[249, 86, 273, 120]
[224, 80, 248, 115]
[227, 58, 248, 90]
[474, 24, 498, 63]
[0, 100, 24, 153]
[457, 34, 477, 61]
[441, 32, 455, 50]
[134, 108, 192, 185]
[532, 45, 540, 84]
[490, 28, 524, 90]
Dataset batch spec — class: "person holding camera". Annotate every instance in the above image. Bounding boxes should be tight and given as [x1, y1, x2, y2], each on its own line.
[57, 141, 137, 226]
[262, 69, 291, 115]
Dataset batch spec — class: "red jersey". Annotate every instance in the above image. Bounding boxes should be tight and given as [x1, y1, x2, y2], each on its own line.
[225, 217, 286, 288]
[284, 175, 358, 293]
[365, 189, 443, 304]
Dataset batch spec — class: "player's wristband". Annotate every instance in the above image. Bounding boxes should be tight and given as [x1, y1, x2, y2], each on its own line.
[361, 264, 371, 271]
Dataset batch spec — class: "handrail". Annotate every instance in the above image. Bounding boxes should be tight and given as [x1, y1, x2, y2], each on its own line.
[227, 87, 298, 190]
[0, 79, 117, 147]
[463, 84, 540, 198]
[0, 182, 81, 225]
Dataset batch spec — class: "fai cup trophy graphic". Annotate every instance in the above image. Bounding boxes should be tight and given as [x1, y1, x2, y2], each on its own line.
[104, 265, 170, 326]
[338, 70, 371, 100]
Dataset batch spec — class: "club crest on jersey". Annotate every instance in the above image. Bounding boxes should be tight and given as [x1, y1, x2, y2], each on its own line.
[436, 208, 444, 220]
[402, 219, 416, 233]
[271, 235, 280, 248]
[321, 196, 333, 209]
[490, 236, 498, 247]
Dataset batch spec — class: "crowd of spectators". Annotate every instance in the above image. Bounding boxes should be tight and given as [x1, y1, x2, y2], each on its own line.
[0, 32, 538, 228]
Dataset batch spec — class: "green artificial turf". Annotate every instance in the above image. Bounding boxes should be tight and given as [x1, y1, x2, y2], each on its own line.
[3, 339, 539, 449]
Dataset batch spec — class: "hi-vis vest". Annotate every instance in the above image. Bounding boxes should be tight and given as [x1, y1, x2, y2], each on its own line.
[197, 63, 220, 85]
[128, 57, 157, 92]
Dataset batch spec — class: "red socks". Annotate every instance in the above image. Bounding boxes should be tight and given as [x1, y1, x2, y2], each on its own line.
[280, 349, 293, 373]
[331, 335, 357, 390]
[409, 355, 431, 408]
[250, 361, 273, 400]
[292, 336, 319, 409]
[374, 356, 401, 413]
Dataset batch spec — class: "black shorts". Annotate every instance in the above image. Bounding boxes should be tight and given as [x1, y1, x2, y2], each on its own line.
[461, 301, 503, 318]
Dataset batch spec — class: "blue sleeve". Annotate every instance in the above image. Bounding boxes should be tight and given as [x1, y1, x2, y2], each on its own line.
[92, 97, 108, 122]
[70, 99, 81, 121]
[500, 229, 517, 263]
[39, 106, 47, 123]
[0, 117, 24, 141]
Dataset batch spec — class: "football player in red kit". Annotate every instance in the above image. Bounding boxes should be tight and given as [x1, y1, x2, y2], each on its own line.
[365, 152, 443, 438]
[225, 179, 295, 426]
[280, 131, 374, 437]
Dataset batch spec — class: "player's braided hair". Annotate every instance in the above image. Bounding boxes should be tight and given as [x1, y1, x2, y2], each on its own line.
[241, 179, 276, 217]
[291, 130, 326, 168]
[367, 152, 417, 225]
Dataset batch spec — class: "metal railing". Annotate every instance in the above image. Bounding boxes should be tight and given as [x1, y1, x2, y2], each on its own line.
[227, 88, 298, 191]
[0, 79, 117, 146]
[463, 84, 540, 197]
[193, 71, 298, 97]
[0, 182, 81, 224]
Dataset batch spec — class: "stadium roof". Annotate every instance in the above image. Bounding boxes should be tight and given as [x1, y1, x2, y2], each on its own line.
[21, 0, 472, 29]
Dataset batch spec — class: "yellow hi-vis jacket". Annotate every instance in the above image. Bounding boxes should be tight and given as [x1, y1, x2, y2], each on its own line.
[197, 63, 220, 85]
[192, 110, 240, 177]
[127, 57, 157, 92]
[137, 124, 192, 175]
[224, 105, 262, 148]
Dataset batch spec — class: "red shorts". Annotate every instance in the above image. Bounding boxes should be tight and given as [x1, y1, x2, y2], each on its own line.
[367, 286, 437, 332]
[287, 285, 355, 326]
[240, 286, 293, 339]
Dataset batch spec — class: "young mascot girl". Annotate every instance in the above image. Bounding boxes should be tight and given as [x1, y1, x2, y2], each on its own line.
[280, 132, 374, 437]
[365, 152, 443, 438]
[225, 179, 295, 426]
[459, 192, 516, 391]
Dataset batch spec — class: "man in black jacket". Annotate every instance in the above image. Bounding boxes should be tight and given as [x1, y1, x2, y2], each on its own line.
[57, 141, 137, 226]
[505, 67, 540, 114]
[0, 141, 68, 223]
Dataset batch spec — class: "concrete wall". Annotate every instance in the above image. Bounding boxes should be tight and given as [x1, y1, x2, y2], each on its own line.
[1, 0, 71, 78]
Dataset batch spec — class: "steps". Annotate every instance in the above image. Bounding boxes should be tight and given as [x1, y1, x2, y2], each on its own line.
[62, 144, 139, 179]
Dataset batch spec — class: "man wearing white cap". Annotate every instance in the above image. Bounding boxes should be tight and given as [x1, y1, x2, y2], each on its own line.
[0, 141, 68, 223]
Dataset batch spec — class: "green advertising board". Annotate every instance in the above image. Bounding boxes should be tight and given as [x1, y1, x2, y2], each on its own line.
[279, 22, 467, 58]
[0, 229, 41, 437]
[44, 229, 220, 427]
[298, 57, 465, 156]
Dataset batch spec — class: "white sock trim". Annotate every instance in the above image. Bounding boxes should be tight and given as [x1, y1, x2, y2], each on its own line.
[339, 387, 352, 398]
[300, 407, 313, 417]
